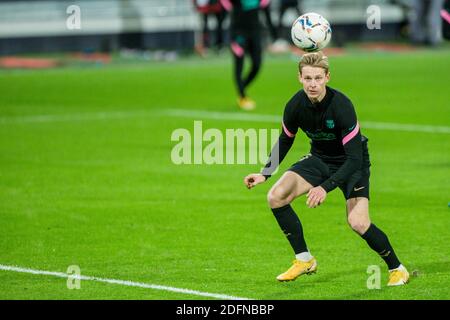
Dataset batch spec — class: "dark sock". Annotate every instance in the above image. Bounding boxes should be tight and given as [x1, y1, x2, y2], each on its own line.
[361, 223, 401, 269]
[271, 204, 308, 254]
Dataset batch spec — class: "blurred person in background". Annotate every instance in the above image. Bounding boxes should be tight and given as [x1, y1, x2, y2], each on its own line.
[443, 0, 450, 40]
[193, 0, 227, 56]
[409, 0, 445, 46]
[267, 0, 302, 51]
[262, 1, 279, 44]
[389, 0, 412, 38]
[221, 0, 270, 111]
[278, 0, 302, 41]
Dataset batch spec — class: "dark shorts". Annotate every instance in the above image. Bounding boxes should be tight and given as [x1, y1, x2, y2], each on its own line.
[230, 29, 261, 57]
[287, 154, 370, 200]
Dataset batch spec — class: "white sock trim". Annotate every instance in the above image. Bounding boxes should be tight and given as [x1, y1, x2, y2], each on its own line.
[295, 252, 313, 262]
[389, 264, 406, 272]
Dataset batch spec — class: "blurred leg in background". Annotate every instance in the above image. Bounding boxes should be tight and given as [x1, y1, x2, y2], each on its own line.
[193, 0, 226, 56]
[278, 0, 302, 41]
[262, 2, 278, 43]
[410, 0, 444, 46]
[389, 0, 412, 39]
[242, 36, 262, 91]
[231, 32, 262, 111]
[427, 0, 445, 45]
[267, 0, 302, 52]
[214, 9, 227, 51]
[202, 13, 211, 49]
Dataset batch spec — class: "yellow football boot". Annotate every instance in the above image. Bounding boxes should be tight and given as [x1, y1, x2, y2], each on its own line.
[276, 258, 317, 282]
[237, 97, 256, 111]
[387, 266, 409, 286]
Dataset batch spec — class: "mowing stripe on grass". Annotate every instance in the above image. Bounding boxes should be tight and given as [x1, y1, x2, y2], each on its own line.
[1, 108, 449, 134]
[165, 109, 450, 134]
[0, 110, 151, 124]
[0, 264, 251, 300]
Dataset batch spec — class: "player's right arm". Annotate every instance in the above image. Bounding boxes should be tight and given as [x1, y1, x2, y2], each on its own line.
[244, 173, 266, 189]
[244, 98, 299, 189]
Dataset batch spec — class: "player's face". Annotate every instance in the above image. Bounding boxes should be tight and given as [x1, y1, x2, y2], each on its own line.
[299, 66, 330, 101]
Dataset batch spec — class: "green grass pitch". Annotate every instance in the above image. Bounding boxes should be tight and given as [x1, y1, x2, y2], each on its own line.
[0, 49, 449, 299]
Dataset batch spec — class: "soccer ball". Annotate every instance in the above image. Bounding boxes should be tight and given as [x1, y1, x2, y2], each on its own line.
[291, 13, 332, 52]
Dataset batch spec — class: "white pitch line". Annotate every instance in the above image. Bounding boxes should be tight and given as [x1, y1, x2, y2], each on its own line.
[0, 264, 251, 300]
[165, 109, 450, 134]
[0, 110, 152, 124]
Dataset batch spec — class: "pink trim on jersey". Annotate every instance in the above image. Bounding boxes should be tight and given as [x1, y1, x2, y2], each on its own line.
[342, 122, 360, 145]
[220, 0, 233, 11]
[260, 0, 270, 8]
[282, 121, 296, 138]
[231, 42, 244, 57]
[441, 9, 450, 24]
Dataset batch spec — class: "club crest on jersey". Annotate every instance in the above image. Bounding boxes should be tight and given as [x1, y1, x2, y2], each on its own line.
[325, 119, 335, 129]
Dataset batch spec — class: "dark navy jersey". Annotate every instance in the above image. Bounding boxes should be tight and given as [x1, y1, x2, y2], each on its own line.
[221, 0, 267, 33]
[263, 86, 370, 192]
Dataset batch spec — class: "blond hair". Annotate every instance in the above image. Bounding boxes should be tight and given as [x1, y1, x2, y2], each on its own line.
[298, 51, 329, 75]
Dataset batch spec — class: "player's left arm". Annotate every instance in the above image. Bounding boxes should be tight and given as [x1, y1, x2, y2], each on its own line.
[321, 98, 363, 192]
[219, 0, 234, 11]
[307, 99, 363, 208]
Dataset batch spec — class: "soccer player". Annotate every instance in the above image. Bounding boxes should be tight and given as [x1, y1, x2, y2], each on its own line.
[243, 52, 410, 286]
[221, 0, 270, 110]
[192, 0, 227, 56]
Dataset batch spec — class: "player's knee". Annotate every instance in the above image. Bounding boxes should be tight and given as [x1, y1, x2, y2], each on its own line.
[347, 216, 370, 234]
[267, 186, 289, 208]
[252, 61, 261, 72]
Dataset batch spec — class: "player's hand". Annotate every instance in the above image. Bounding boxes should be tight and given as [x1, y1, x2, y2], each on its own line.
[306, 186, 327, 208]
[244, 173, 266, 189]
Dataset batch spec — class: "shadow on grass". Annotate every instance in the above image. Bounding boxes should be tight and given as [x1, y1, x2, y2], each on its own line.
[406, 260, 450, 277]
[259, 267, 363, 300]
[260, 260, 450, 300]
